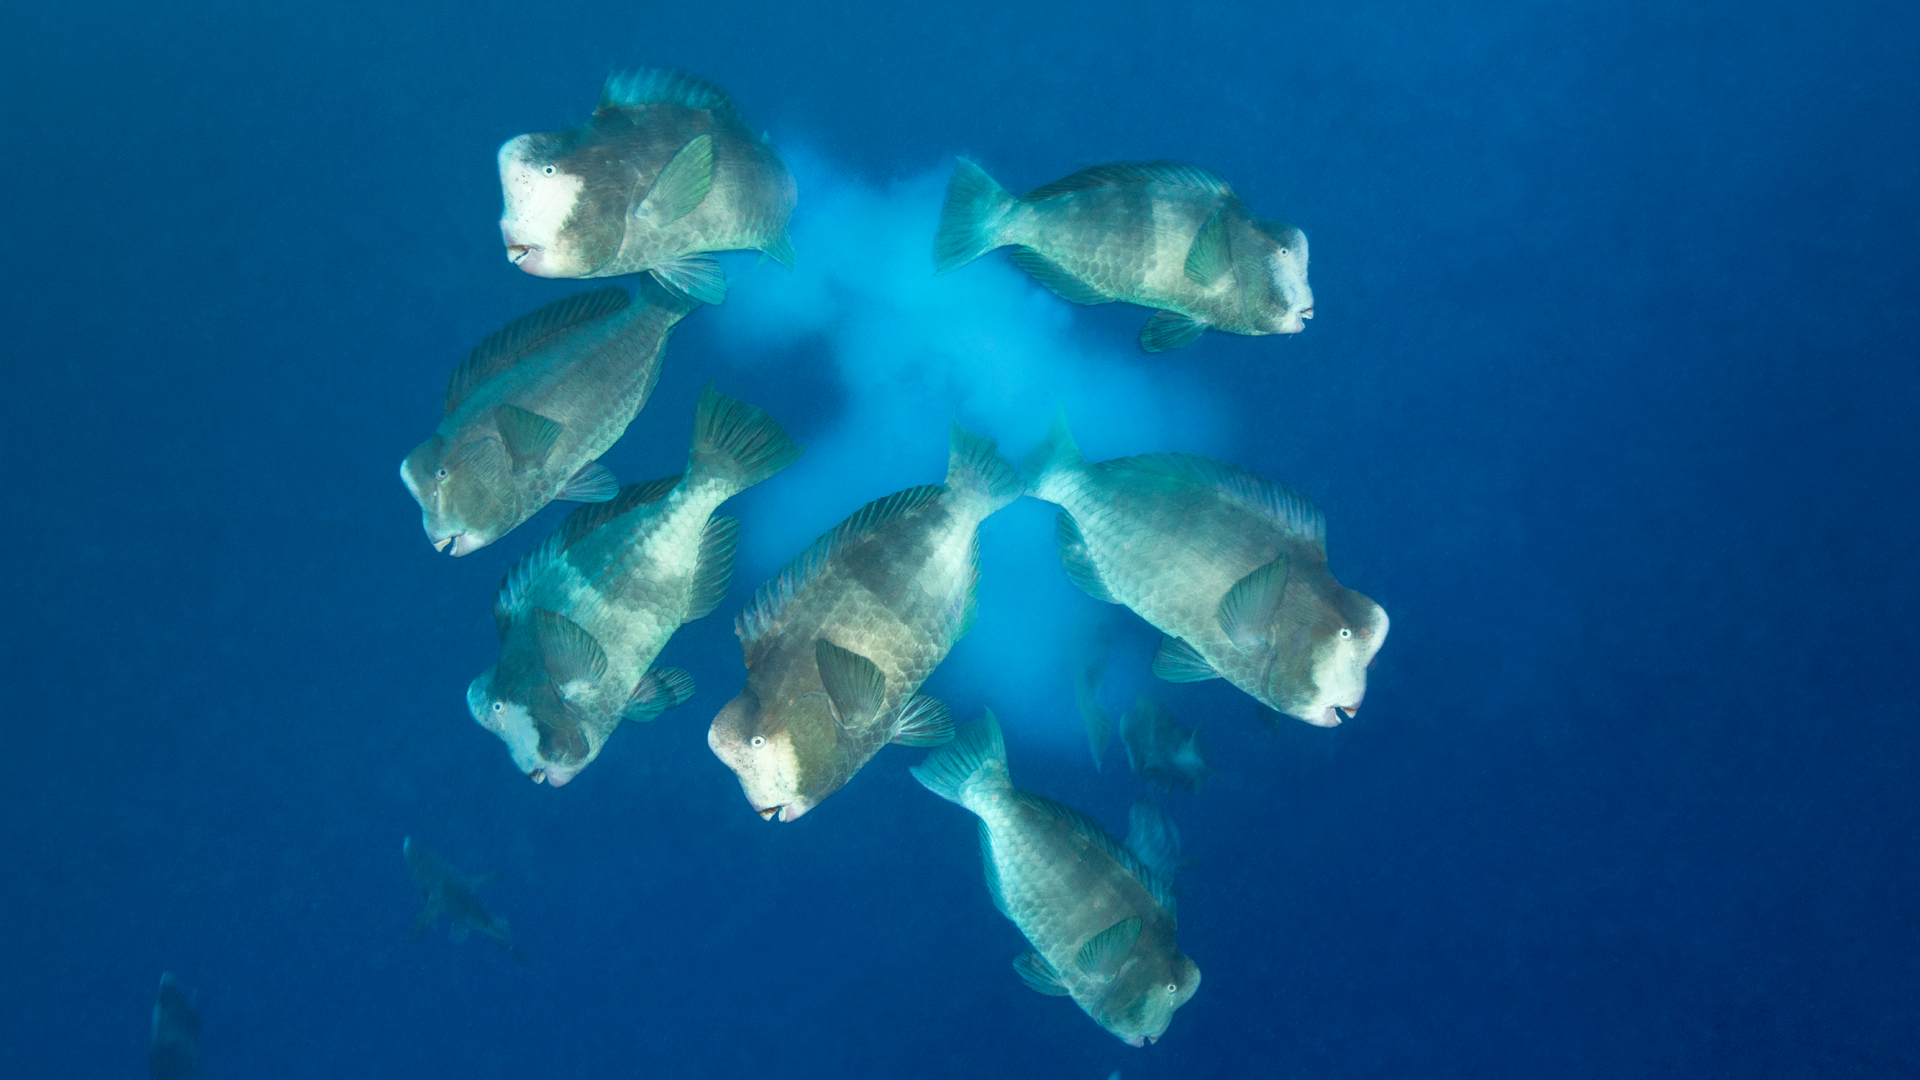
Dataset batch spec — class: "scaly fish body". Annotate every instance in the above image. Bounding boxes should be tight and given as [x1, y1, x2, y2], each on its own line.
[935, 158, 1311, 352]
[914, 714, 1200, 1046]
[399, 281, 694, 556]
[709, 426, 1022, 822]
[499, 69, 796, 303]
[1027, 417, 1388, 727]
[470, 388, 800, 786]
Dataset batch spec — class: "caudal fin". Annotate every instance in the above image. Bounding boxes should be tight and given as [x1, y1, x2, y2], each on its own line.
[946, 422, 1023, 515]
[910, 710, 1009, 808]
[689, 384, 804, 496]
[1019, 410, 1085, 504]
[933, 157, 1015, 274]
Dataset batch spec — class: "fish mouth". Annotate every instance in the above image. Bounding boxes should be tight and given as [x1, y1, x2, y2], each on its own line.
[507, 244, 533, 266]
[1125, 1035, 1147, 1047]
[432, 535, 453, 553]
[447, 533, 485, 557]
[528, 768, 546, 784]
[1300, 306, 1314, 320]
[755, 804, 783, 821]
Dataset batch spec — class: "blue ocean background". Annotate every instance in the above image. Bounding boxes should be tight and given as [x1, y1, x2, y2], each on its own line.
[4, 0, 1917, 1076]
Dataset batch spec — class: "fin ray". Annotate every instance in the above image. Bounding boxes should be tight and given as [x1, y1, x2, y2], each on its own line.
[555, 461, 619, 503]
[814, 638, 887, 727]
[1014, 949, 1072, 995]
[636, 134, 713, 226]
[446, 288, 630, 413]
[889, 694, 955, 747]
[1140, 310, 1206, 352]
[1152, 635, 1221, 683]
[1076, 916, 1142, 975]
[1217, 554, 1290, 648]
[650, 254, 727, 306]
[737, 486, 945, 649]
[685, 516, 740, 621]
[1184, 209, 1231, 286]
[494, 404, 563, 469]
[625, 667, 695, 722]
[1023, 160, 1232, 201]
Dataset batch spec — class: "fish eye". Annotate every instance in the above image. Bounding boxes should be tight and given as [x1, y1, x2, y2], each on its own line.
[1166, 983, 1178, 994]
[1278, 248, 1289, 256]
[750, 735, 766, 748]
[435, 466, 449, 480]
[1338, 628, 1351, 639]
[542, 165, 556, 176]
[492, 701, 504, 713]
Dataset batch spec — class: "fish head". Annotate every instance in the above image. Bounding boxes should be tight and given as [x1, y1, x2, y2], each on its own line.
[708, 687, 837, 822]
[1270, 584, 1389, 727]
[400, 433, 517, 557]
[468, 660, 595, 787]
[1098, 950, 1202, 1046]
[1252, 219, 1313, 333]
[497, 125, 625, 278]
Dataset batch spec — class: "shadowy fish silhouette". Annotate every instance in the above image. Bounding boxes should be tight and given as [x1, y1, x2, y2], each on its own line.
[403, 837, 527, 964]
[1120, 698, 1211, 794]
[498, 69, 796, 304]
[709, 425, 1022, 822]
[470, 387, 800, 787]
[913, 713, 1200, 1046]
[148, 972, 200, 1080]
[1027, 415, 1388, 727]
[934, 157, 1311, 352]
[400, 279, 696, 556]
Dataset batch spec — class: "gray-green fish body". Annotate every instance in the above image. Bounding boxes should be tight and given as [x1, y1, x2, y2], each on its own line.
[499, 69, 796, 305]
[913, 714, 1199, 1046]
[934, 158, 1311, 352]
[400, 282, 694, 556]
[469, 388, 800, 786]
[1028, 417, 1388, 727]
[402, 836, 526, 963]
[708, 426, 1022, 822]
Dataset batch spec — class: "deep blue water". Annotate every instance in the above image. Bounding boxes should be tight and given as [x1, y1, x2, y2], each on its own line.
[5, 1, 1918, 1076]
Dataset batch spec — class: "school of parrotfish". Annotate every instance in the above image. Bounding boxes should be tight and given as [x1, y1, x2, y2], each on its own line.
[395, 68, 1388, 1049]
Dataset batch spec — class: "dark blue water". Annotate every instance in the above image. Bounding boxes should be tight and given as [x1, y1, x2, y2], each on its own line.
[5, 1, 1916, 1076]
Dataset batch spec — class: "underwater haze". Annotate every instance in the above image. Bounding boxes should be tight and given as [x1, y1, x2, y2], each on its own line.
[4, 0, 1918, 1076]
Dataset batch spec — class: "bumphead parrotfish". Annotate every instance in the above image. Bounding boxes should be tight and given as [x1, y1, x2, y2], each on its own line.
[934, 157, 1312, 352]
[403, 837, 528, 964]
[148, 972, 200, 1080]
[708, 424, 1023, 822]
[1027, 416, 1388, 727]
[913, 713, 1200, 1046]
[400, 279, 696, 556]
[498, 69, 796, 304]
[470, 387, 800, 787]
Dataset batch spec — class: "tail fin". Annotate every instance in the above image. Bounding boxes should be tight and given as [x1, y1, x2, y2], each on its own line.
[1019, 410, 1084, 504]
[934, 157, 1015, 273]
[946, 422, 1023, 515]
[910, 710, 1009, 808]
[689, 384, 804, 495]
[1076, 660, 1110, 771]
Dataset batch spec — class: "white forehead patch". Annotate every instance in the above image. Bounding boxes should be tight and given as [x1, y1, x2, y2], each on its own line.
[497, 136, 584, 258]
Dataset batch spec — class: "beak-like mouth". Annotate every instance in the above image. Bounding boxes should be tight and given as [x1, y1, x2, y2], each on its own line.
[1338, 705, 1358, 719]
[528, 769, 546, 784]
[1125, 1035, 1146, 1047]
[1300, 306, 1314, 320]
[756, 805, 783, 821]
[449, 533, 484, 557]
[432, 536, 453, 553]
[507, 244, 532, 265]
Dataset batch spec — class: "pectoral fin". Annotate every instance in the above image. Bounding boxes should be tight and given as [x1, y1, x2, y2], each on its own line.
[556, 461, 618, 503]
[533, 609, 608, 692]
[625, 667, 695, 722]
[649, 254, 727, 305]
[636, 133, 713, 226]
[1184, 209, 1231, 286]
[1075, 916, 1142, 975]
[814, 638, 887, 727]
[1140, 310, 1206, 352]
[1013, 949, 1072, 996]
[888, 694, 954, 747]
[494, 404, 563, 470]
[1217, 554, 1290, 649]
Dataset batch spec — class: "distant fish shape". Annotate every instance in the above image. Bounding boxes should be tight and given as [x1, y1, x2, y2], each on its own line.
[913, 713, 1200, 1046]
[709, 425, 1023, 822]
[471, 387, 800, 787]
[148, 972, 200, 1080]
[399, 280, 695, 556]
[1121, 698, 1211, 793]
[498, 69, 797, 304]
[1027, 416, 1388, 727]
[934, 157, 1311, 352]
[403, 837, 527, 964]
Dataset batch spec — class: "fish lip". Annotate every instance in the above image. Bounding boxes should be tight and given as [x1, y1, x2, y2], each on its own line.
[432, 535, 453, 553]
[755, 804, 783, 821]
[506, 244, 532, 266]
[449, 533, 484, 557]
[1338, 704, 1359, 719]
[1125, 1035, 1147, 1047]
[528, 768, 546, 784]
[1300, 306, 1314, 320]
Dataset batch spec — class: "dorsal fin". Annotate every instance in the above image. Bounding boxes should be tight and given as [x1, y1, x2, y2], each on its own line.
[558, 474, 683, 549]
[735, 485, 945, 649]
[1022, 161, 1232, 202]
[1020, 793, 1177, 918]
[1107, 453, 1326, 550]
[495, 528, 565, 637]
[446, 288, 630, 413]
[598, 68, 739, 119]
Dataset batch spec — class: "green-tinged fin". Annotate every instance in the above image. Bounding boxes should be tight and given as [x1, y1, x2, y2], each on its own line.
[761, 229, 796, 270]
[636, 134, 713, 227]
[952, 533, 983, 642]
[532, 609, 608, 692]
[910, 710, 1008, 807]
[558, 474, 683, 548]
[1076, 916, 1142, 976]
[1056, 512, 1118, 603]
[624, 667, 695, 722]
[1014, 950, 1072, 996]
[555, 461, 618, 503]
[1008, 246, 1112, 305]
[814, 638, 887, 728]
[934, 156, 1015, 273]
[1126, 800, 1183, 882]
[946, 421, 1024, 513]
[1022, 160, 1233, 202]
[1076, 663, 1111, 770]
[1152, 636, 1221, 683]
[1117, 454, 1326, 549]
[685, 516, 740, 621]
[1140, 310, 1206, 352]
[650, 254, 727, 306]
[1217, 554, 1290, 649]
[1184, 210, 1232, 286]
[889, 694, 954, 747]
[599, 68, 737, 118]
[1024, 793, 1177, 916]
[495, 528, 566, 636]
[494, 404, 563, 470]
[446, 288, 631, 413]
[1020, 409, 1084, 503]
[737, 485, 944, 648]
[978, 820, 1008, 915]
[690, 383, 804, 493]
